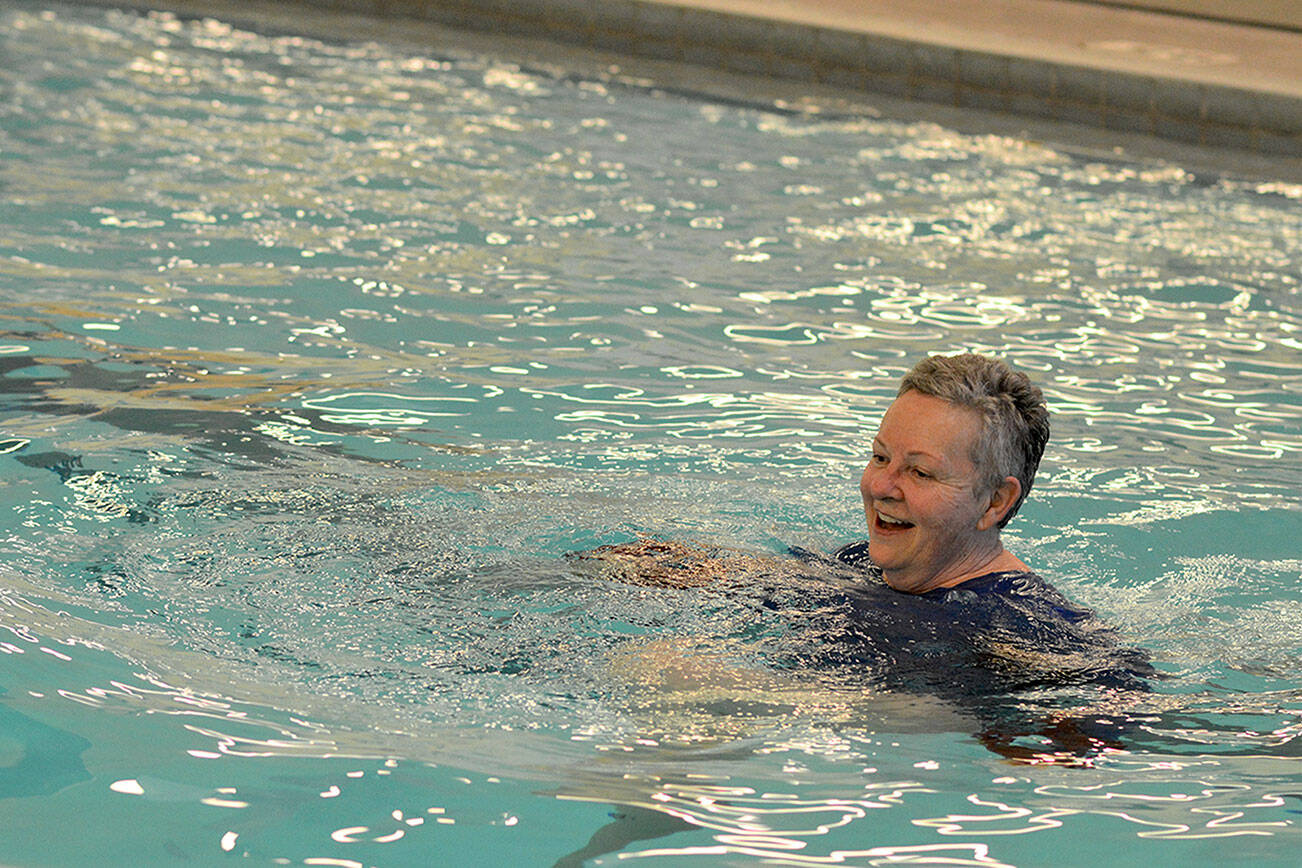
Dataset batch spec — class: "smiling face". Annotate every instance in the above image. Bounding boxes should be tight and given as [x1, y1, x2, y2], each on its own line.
[859, 390, 1017, 594]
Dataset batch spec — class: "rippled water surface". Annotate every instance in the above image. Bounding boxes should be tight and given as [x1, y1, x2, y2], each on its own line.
[2, 3, 1301, 865]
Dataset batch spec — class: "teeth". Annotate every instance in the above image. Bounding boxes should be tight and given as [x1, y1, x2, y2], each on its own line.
[878, 512, 909, 527]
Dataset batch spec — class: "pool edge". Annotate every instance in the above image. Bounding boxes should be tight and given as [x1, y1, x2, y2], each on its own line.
[64, 0, 1302, 162]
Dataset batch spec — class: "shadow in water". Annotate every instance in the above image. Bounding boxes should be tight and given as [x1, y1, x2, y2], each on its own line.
[0, 699, 93, 799]
[552, 806, 695, 868]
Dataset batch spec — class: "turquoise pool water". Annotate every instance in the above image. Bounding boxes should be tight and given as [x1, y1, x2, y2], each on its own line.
[2, 2, 1301, 865]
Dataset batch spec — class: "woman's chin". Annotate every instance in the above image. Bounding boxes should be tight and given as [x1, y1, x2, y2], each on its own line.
[866, 532, 908, 566]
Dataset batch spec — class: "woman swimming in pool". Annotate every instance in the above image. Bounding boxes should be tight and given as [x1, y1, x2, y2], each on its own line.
[561, 356, 1149, 863]
[818, 353, 1157, 693]
[578, 352, 1151, 691]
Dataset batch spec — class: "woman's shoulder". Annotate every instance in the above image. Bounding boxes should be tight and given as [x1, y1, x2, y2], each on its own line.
[944, 569, 1096, 624]
[826, 541, 1080, 613]
[829, 539, 877, 572]
[823, 540, 1098, 633]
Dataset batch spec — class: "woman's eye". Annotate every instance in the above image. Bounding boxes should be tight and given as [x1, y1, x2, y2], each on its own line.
[912, 467, 931, 479]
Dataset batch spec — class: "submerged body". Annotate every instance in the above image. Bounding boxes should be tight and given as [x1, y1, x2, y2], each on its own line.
[579, 537, 1155, 696]
[803, 541, 1155, 694]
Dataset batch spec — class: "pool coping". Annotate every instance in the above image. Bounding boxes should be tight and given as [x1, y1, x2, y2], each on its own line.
[68, 0, 1302, 163]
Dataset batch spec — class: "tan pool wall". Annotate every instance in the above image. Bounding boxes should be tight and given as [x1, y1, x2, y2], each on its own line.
[1077, 0, 1300, 31]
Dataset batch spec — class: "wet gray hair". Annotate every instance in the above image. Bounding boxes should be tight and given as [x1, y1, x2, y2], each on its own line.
[898, 353, 1049, 528]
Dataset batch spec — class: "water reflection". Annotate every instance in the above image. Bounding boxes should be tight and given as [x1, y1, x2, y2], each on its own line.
[5, 562, 1300, 864]
[3, 1, 1302, 864]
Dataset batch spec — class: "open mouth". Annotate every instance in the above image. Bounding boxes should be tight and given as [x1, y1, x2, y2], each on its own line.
[873, 511, 915, 532]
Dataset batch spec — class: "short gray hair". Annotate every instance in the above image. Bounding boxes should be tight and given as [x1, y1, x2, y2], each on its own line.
[898, 353, 1049, 527]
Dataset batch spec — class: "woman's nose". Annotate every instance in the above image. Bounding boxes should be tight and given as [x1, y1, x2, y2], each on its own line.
[862, 463, 898, 499]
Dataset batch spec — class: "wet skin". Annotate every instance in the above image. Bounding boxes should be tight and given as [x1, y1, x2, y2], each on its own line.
[860, 390, 1027, 594]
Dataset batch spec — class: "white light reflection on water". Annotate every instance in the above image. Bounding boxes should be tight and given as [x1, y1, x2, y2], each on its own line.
[2, 1, 1302, 865]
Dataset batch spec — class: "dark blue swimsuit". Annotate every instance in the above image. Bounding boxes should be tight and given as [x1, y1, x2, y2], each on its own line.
[783, 540, 1155, 696]
[758, 541, 1158, 761]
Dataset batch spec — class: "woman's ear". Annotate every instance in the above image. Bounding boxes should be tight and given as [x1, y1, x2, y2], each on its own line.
[978, 476, 1021, 531]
